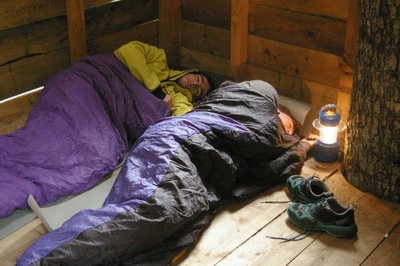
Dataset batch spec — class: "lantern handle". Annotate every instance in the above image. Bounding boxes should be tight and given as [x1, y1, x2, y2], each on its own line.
[319, 104, 342, 117]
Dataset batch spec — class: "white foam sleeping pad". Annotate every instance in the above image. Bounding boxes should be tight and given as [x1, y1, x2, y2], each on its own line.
[279, 95, 312, 126]
[28, 168, 120, 231]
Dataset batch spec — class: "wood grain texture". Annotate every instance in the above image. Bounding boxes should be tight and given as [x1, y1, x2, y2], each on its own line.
[231, 0, 249, 81]
[278, 74, 338, 106]
[0, 0, 114, 31]
[85, 0, 158, 40]
[181, 0, 231, 29]
[181, 20, 230, 59]
[179, 47, 232, 77]
[249, 4, 346, 55]
[246, 64, 280, 89]
[180, 186, 291, 266]
[0, 218, 47, 266]
[248, 35, 342, 88]
[0, 48, 70, 100]
[181, 21, 340, 106]
[67, 0, 87, 63]
[88, 21, 159, 55]
[159, 0, 181, 66]
[362, 222, 400, 266]
[0, 0, 66, 31]
[0, 16, 69, 67]
[0, 0, 158, 100]
[0, 87, 42, 134]
[179, 161, 337, 266]
[343, 0, 400, 202]
[250, 0, 350, 20]
[290, 193, 400, 266]
[337, 0, 359, 122]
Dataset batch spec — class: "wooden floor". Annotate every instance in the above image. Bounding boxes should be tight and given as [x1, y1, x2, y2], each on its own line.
[178, 158, 400, 266]
[1, 158, 399, 266]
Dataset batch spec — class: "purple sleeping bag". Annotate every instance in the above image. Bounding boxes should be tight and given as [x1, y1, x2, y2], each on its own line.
[0, 53, 169, 218]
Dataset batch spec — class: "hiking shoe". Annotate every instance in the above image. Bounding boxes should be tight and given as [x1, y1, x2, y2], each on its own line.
[286, 175, 333, 203]
[287, 197, 358, 238]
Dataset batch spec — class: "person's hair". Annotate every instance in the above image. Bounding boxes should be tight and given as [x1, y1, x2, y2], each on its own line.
[170, 66, 217, 93]
[195, 71, 216, 92]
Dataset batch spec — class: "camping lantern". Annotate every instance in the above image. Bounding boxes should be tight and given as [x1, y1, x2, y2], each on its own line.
[312, 104, 346, 163]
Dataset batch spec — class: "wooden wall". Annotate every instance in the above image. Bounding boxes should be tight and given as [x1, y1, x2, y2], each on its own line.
[179, 0, 359, 111]
[0, 0, 159, 101]
[0, 0, 359, 116]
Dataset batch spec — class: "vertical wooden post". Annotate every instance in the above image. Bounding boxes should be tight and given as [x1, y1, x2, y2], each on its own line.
[337, 0, 359, 122]
[337, 0, 359, 150]
[231, 0, 249, 81]
[159, 0, 181, 67]
[66, 0, 87, 63]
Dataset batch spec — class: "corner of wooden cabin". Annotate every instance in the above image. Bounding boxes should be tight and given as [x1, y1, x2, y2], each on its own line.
[179, 0, 359, 113]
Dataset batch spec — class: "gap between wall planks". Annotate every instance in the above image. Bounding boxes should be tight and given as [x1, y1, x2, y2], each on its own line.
[0, 0, 112, 65]
[0, 1, 159, 101]
[67, 0, 87, 63]
[179, 1, 354, 106]
[0, 0, 119, 32]
[231, 0, 249, 82]
[0, 87, 43, 135]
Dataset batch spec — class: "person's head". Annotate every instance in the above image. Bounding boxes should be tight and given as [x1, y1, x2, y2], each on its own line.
[242, 79, 298, 135]
[177, 72, 213, 101]
[244, 80, 279, 109]
[278, 110, 295, 135]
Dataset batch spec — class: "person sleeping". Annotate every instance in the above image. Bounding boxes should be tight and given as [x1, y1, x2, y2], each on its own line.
[114, 41, 214, 116]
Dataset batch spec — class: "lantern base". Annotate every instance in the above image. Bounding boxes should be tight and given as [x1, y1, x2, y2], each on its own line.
[313, 140, 339, 163]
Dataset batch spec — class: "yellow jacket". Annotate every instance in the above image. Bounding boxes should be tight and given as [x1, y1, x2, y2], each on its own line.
[114, 41, 198, 116]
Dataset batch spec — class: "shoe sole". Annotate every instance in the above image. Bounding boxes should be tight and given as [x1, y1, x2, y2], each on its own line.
[287, 210, 357, 238]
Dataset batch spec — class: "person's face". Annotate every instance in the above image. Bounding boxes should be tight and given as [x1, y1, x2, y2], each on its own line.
[177, 73, 210, 100]
[278, 111, 294, 135]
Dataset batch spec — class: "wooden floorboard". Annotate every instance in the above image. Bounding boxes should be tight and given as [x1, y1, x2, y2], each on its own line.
[0, 218, 47, 266]
[3, 158, 399, 265]
[179, 159, 400, 266]
[362, 220, 400, 265]
[179, 159, 338, 265]
[179, 184, 291, 266]
[289, 187, 400, 265]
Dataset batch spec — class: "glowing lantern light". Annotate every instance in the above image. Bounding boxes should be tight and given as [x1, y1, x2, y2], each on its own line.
[312, 104, 346, 163]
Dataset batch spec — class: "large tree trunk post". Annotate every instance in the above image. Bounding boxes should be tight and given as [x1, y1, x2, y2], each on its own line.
[342, 1, 400, 202]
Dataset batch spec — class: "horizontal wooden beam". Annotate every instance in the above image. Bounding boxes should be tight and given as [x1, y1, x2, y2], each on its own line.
[0, 0, 115, 31]
[251, 0, 349, 20]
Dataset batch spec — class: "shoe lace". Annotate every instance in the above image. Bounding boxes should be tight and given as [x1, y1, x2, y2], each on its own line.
[299, 200, 327, 218]
[308, 175, 321, 181]
[265, 231, 311, 243]
[260, 200, 291, 204]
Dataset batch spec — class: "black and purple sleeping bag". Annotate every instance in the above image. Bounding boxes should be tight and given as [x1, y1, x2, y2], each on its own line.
[17, 82, 310, 265]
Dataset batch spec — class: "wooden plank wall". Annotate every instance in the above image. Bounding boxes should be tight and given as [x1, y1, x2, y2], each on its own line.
[0, 0, 159, 101]
[180, 0, 359, 110]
